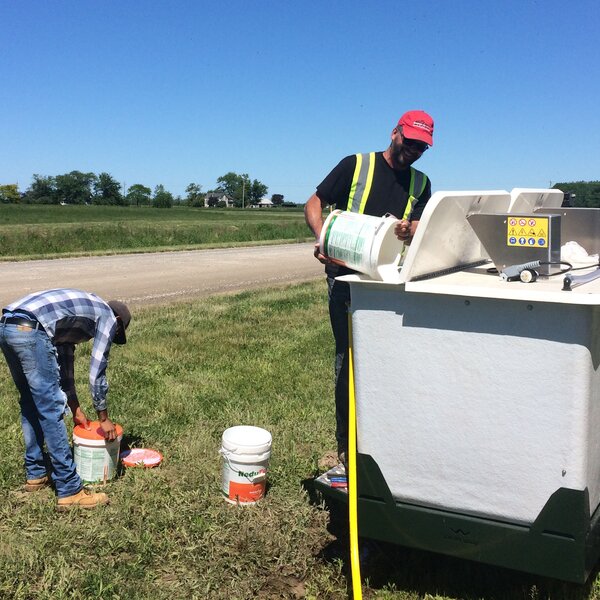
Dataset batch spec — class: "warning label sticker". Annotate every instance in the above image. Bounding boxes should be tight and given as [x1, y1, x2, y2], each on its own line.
[507, 216, 548, 247]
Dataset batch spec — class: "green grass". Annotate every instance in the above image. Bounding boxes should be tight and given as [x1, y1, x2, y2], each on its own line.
[0, 204, 306, 225]
[0, 281, 598, 599]
[0, 205, 311, 260]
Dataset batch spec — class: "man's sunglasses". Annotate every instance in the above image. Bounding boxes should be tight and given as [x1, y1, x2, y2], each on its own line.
[401, 135, 429, 153]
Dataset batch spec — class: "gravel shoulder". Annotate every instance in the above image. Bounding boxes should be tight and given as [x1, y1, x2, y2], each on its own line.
[0, 242, 324, 307]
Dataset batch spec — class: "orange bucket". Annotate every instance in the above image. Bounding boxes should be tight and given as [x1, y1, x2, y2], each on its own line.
[73, 421, 123, 484]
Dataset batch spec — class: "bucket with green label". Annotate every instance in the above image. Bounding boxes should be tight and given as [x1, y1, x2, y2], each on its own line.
[319, 210, 404, 281]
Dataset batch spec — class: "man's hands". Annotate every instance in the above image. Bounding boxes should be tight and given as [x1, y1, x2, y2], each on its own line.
[305, 195, 329, 263]
[99, 418, 117, 441]
[72, 406, 91, 430]
[67, 397, 90, 430]
[313, 242, 329, 264]
[97, 409, 118, 441]
[67, 397, 117, 440]
[394, 219, 412, 241]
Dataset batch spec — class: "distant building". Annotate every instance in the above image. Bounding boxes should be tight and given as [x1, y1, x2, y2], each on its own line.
[204, 192, 234, 208]
[255, 197, 274, 209]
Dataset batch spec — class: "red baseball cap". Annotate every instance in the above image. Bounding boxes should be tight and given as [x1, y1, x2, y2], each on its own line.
[397, 110, 434, 146]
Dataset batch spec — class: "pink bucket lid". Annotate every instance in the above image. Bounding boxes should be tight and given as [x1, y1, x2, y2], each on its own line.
[120, 448, 163, 468]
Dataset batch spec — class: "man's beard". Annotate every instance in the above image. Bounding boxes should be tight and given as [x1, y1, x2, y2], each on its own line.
[391, 144, 412, 169]
[391, 139, 423, 169]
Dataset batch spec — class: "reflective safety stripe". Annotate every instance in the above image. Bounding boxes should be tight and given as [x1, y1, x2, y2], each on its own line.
[358, 153, 376, 214]
[346, 153, 428, 217]
[346, 153, 362, 212]
[402, 198, 414, 220]
[403, 167, 428, 219]
[346, 153, 375, 213]
[408, 167, 427, 199]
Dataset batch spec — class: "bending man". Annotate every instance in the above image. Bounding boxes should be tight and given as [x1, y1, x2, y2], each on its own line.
[0, 288, 131, 509]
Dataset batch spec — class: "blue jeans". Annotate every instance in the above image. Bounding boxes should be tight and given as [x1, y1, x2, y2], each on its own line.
[327, 277, 350, 448]
[0, 322, 82, 498]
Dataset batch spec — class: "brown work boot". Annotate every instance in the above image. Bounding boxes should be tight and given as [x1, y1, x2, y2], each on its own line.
[23, 475, 50, 492]
[57, 488, 109, 511]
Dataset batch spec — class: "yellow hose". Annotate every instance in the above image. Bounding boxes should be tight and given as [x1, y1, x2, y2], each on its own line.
[347, 316, 362, 599]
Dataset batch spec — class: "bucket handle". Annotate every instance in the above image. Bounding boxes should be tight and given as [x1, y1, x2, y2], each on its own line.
[365, 213, 402, 273]
[219, 447, 270, 457]
[373, 213, 398, 235]
[220, 449, 268, 483]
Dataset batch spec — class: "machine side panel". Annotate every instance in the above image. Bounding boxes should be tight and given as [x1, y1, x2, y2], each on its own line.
[351, 284, 598, 525]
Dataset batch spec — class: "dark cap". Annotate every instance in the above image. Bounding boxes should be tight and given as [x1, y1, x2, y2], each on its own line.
[108, 300, 131, 344]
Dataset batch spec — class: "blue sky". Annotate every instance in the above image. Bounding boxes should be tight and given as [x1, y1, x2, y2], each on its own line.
[2, 0, 599, 203]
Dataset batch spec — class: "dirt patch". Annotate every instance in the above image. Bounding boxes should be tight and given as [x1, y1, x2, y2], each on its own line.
[257, 574, 306, 599]
[318, 450, 339, 471]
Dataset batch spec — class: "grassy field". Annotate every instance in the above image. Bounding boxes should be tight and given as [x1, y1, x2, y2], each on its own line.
[0, 205, 311, 260]
[1, 281, 598, 599]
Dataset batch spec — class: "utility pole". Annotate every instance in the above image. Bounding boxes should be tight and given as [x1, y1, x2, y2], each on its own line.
[242, 179, 245, 209]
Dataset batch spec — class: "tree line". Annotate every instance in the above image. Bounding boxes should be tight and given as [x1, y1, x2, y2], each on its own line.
[553, 181, 600, 208]
[0, 171, 291, 208]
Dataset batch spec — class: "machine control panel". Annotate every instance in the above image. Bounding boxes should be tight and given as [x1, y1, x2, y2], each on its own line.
[467, 213, 561, 276]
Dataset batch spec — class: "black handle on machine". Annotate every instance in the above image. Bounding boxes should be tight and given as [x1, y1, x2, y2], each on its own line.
[562, 268, 600, 291]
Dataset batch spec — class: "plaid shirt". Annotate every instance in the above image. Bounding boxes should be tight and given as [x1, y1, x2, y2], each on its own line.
[4, 289, 118, 412]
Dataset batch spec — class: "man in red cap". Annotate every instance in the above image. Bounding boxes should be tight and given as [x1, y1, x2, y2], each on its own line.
[304, 110, 434, 467]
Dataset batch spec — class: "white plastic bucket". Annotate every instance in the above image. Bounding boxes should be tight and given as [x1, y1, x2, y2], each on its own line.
[73, 421, 123, 485]
[220, 425, 272, 505]
[319, 210, 404, 281]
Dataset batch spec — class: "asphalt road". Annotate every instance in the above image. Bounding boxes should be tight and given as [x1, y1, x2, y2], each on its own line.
[0, 243, 324, 307]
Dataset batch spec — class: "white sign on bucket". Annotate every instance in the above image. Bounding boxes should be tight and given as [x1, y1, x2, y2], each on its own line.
[220, 425, 272, 505]
[319, 210, 404, 282]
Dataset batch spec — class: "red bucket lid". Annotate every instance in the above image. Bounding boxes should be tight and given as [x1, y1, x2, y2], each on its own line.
[73, 420, 123, 440]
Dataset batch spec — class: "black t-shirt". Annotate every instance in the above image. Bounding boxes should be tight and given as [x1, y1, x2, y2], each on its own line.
[316, 152, 432, 276]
